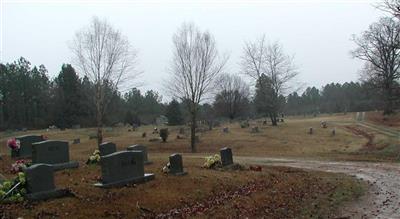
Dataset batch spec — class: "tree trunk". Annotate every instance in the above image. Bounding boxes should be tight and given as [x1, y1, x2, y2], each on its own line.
[383, 83, 394, 115]
[190, 111, 197, 153]
[270, 113, 278, 126]
[96, 84, 103, 146]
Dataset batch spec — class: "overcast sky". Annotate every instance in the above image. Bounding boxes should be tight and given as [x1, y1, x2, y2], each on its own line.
[1, 0, 385, 99]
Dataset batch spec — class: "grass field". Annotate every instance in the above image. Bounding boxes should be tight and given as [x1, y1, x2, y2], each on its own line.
[1, 112, 397, 218]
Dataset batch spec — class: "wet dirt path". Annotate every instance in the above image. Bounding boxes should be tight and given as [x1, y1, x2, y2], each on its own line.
[235, 156, 400, 219]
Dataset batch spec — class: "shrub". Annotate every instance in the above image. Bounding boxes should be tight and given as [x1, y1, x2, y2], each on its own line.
[160, 128, 169, 142]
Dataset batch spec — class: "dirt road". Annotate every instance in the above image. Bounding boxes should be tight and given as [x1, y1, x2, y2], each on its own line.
[235, 156, 400, 218]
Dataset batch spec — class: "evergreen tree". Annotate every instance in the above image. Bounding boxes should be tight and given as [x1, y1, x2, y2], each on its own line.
[165, 99, 184, 125]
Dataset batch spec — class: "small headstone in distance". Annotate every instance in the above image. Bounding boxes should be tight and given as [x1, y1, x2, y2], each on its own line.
[263, 120, 267, 125]
[127, 144, 152, 165]
[31, 140, 79, 171]
[223, 127, 229, 133]
[331, 128, 336, 136]
[169, 154, 187, 176]
[99, 142, 117, 156]
[73, 138, 80, 144]
[308, 127, 313, 135]
[280, 118, 284, 122]
[220, 147, 233, 166]
[24, 164, 69, 201]
[94, 151, 154, 188]
[142, 132, 147, 138]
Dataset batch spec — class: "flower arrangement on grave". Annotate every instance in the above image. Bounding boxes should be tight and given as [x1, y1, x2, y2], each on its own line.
[7, 138, 20, 151]
[10, 160, 28, 174]
[41, 135, 48, 140]
[203, 154, 222, 169]
[86, 150, 101, 165]
[0, 172, 26, 203]
[162, 162, 170, 173]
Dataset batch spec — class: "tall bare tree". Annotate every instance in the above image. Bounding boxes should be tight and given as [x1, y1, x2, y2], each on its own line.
[241, 36, 297, 125]
[214, 73, 250, 120]
[378, 0, 400, 19]
[352, 17, 400, 115]
[167, 23, 227, 152]
[71, 17, 140, 145]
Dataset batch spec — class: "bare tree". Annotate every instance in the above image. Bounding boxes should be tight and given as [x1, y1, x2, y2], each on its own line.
[241, 35, 297, 125]
[352, 17, 400, 115]
[71, 17, 140, 145]
[377, 0, 400, 19]
[167, 23, 227, 152]
[214, 73, 250, 120]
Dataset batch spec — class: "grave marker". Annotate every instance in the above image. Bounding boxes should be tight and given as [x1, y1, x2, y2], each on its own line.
[220, 147, 233, 166]
[11, 135, 45, 158]
[24, 164, 69, 200]
[94, 151, 154, 188]
[127, 144, 152, 164]
[99, 142, 117, 156]
[169, 154, 187, 176]
[32, 140, 79, 171]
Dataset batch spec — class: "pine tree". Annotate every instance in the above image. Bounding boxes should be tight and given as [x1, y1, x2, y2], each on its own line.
[165, 99, 184, 125]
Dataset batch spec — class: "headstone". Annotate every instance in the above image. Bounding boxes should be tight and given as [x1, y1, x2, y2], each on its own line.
[308, 127, 313, 135]
[127, 144, 152, 164]
[12, 135, 45, 158]
[169, 154, 187, 176]
[142, 132, 147, 138]
[99, 142, 117, 156]
[331, 128, 336, 136]
[24, 164, 69, 200]
[73, 138, 80, 144]
[220, 147, 233, 166]
[32, 140, 79, 171]
[280, 118, 284, 122]
[94, 151, 154, 188]
[223, 127, 229, 133]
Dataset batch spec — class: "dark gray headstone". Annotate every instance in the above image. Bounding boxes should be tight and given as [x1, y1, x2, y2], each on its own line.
[169, 154, 187, 176]
[127, 144, 152, 164]
[24, 164, 68, 200]
[12, 135, 45, 158]
[99, 142, 117, 156]
[32, 140, 79, 171]
[95, 151, 154, 188]
[220, 147, 233, 166]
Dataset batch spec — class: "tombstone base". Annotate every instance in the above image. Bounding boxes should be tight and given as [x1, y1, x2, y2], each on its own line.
[52, 161, 79, 171]
[169, 171, 187, 176]
[94, 173, 155, 188]
[25, 188, 70, 201]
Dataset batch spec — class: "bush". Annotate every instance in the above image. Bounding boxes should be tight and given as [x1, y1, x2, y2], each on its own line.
[160, 128, 169, 142]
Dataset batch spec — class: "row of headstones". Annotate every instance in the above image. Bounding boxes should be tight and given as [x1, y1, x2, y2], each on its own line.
[23, 145, 234, 201]
[10, 135, 79, 171]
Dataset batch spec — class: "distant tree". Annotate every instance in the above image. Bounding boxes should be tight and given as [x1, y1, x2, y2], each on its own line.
[53, 64, 82, 128]
[165, 99, 184, 125]
[213, 74, 250, 120]
[71, 17, 140, 145]
[166, 23, 227, 152]
[242, 36, 297, 125]
[352, 17, 400, 115]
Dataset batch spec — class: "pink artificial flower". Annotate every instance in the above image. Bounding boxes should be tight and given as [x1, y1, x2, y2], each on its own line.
[42, 135, 48, 140]
[10, 159, 26, 174]
[7, 138, 20, 150]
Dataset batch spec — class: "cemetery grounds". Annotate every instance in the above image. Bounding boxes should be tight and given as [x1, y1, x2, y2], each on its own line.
[0, 112, 399, 218]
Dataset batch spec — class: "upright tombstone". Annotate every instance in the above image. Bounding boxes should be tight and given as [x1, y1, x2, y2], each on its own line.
[99, 142, 117, 156]
[220, 147, 233, 166]
[24, 164, 69, 200]
[169, 154, 187, 176]
[127, 144, 152, 164]
[32, 140, 79, 171]
[11, 135, 45, 158]
[94, 151, 154, 188]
